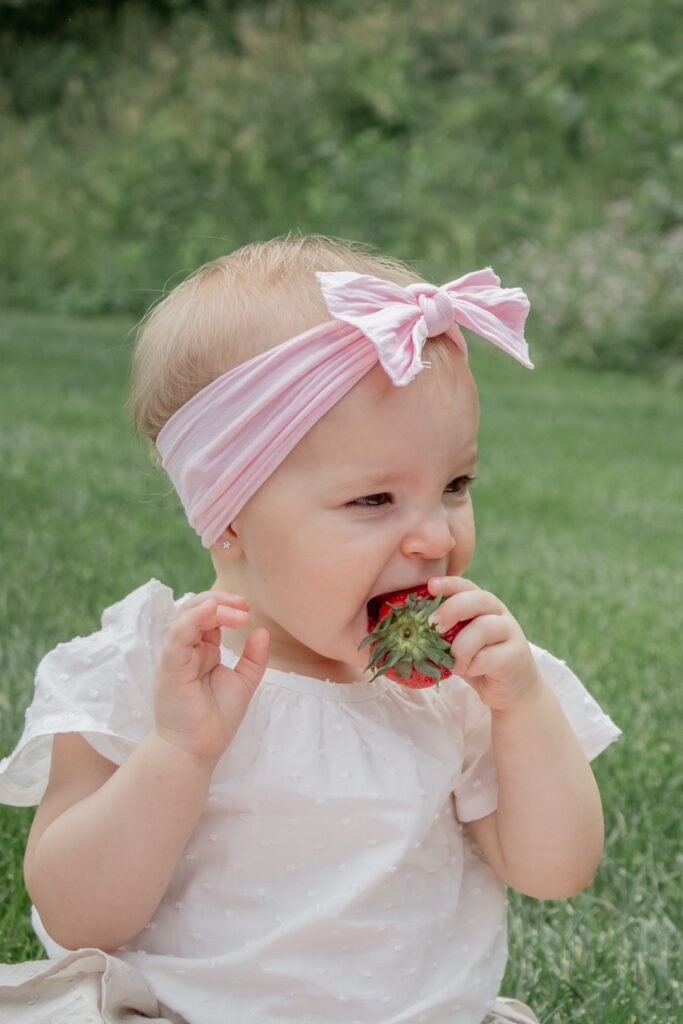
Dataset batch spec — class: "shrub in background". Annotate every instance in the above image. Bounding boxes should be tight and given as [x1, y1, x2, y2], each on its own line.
[0, 0, 681, 378]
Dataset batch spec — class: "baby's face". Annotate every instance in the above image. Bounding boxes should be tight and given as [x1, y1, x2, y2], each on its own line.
[225, 345, 479, 683]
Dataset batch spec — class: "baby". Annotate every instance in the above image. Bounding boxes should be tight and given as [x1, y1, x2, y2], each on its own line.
[0, 235, 620, 1024]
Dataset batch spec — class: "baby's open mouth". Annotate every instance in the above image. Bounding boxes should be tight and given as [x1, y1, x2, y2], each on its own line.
[366, 584, 428, 631]
[366, 595, 384, 631]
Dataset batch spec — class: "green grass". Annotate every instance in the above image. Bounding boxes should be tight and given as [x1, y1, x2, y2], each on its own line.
[0, 311, 681, 1021]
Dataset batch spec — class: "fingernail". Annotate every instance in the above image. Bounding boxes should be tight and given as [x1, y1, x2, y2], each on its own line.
[428, 613, 441, 629]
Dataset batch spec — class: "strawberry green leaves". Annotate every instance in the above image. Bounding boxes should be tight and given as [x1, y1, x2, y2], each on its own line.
[361, 585, 468, 689]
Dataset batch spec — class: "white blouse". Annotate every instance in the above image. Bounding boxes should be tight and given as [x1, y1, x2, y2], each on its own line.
[0, 580, 620, 1024]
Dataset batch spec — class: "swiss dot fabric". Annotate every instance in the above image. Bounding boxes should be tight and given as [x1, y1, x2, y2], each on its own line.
[0, 580, 620, 1024]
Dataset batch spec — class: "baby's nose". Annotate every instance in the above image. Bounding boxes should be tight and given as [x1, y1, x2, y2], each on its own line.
[400, 508, 455, 560]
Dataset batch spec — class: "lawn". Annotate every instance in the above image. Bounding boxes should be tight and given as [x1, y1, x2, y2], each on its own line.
[0, 309, 681, 1021]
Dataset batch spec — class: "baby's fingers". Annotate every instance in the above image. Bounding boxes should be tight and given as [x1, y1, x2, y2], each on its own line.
[161, 598, 248, 675]
[449, 614, 510, 676]
[181, 590, 249, 624]
[231, 629, 270, 699]
[192, 590, 251, 626]
[428, 576, 479, 598]
[174, 598, 248, 645]
[429, 587, 505, 634]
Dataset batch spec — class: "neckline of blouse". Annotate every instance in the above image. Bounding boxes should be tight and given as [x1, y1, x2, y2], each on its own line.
[220, 646, 395, 703]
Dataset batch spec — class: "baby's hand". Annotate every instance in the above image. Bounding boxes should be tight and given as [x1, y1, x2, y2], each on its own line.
[428, 577, 542, 712]
[153, 591, 269, 767]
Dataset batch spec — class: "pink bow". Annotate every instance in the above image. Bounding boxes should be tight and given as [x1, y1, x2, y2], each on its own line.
[316, 267, 532, 383]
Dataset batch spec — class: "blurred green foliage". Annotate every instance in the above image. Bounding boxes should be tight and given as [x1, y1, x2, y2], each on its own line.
[1, 0, 681, 378]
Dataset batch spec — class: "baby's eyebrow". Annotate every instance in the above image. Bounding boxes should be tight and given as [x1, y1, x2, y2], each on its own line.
[335, 471, 401, 493]
[323, 463, 404, 495]
[444, 451, 479, 479]
[338, 461, 479, 495]
[327, 444, 479, 491]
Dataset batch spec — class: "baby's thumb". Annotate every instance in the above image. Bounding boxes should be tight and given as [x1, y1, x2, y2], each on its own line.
[234, 628, 270, 697]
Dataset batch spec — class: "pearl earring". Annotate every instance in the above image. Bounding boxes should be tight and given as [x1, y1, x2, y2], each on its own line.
[223, 540, 232, 550]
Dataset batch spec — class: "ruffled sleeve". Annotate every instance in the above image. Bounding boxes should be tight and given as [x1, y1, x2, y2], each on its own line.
[451, 682, 499, 822]
[451, 643, 621, 822]
[0, 579, 178, 807]
[528, 643, 621, 759]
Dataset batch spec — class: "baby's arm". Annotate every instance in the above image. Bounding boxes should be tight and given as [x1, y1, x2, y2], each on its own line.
[429, 577, 604, 900]
[24, 593, 269, 952]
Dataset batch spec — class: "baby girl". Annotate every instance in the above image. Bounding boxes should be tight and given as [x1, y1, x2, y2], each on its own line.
[0, 235, 619, 1023]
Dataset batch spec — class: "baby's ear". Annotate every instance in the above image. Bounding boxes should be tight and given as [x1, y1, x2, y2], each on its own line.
[214, 525, 243, 559]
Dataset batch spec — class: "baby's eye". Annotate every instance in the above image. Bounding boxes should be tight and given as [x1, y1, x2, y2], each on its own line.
[444, 475, 475, 496]
[352, 492, 393, 508]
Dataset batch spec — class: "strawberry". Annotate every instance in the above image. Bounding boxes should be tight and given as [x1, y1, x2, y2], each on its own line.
[360, 584, 470, 689]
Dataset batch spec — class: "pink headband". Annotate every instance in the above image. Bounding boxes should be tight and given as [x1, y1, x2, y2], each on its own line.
[156, 268, 532, 547]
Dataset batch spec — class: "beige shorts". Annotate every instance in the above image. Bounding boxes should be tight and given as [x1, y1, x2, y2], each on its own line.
[0, 949, 539, 1023]
[484, 997, 540, 1023]
[0, 949, 188, 1023]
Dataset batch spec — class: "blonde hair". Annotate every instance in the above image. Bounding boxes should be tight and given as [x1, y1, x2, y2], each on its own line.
[130, 234, 425, 444]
